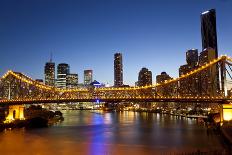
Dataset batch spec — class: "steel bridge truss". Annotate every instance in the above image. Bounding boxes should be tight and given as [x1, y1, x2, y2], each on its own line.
[0, 56, 232, 105]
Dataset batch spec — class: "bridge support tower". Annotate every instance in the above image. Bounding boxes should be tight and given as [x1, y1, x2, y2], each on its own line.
[5, 105, 25, 122]
[220, 104, 232, 125]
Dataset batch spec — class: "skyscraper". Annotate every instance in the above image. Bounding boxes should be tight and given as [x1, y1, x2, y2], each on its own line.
[201, 9, 218, 58]
[186, 49, 198, 67]
[56, 63, 70, 88]
[138, 67, 152, 86]
[199, 47, 218, 96]
[114, 53, 123, 87]
[44, 60, 55, 86]
[156, 72, 175, 98]
[201, 9, 220, 94]
[84, 70, 93, 85]
[179, 49, 199, 96]
[67, 73, 78, 88]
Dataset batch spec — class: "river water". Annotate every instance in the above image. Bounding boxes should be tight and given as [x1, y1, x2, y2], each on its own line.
[0, 110, 229, 155]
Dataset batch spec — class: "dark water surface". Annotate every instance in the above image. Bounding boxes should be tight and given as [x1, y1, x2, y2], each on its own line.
[0, 111, 229, 154]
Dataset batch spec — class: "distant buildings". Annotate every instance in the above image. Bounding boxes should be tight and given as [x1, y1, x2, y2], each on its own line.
[66, 73, 78, 88]
[114, 53, 123, 87]
[44, 60, 55, 86]
[178, 47, 219, 97]
[138, 67, 152, 86]
[179, 49, 199, 96]
[199, 47, 218, 96]
[35, 79, 43, 83]
[156, 72, 172, 84]
[186, 49, 198, 67]
[84, 70, 93, 85]
[156, 72, 176, 97]
[56, 63, 70, 88]
[177, 9, 220, 97]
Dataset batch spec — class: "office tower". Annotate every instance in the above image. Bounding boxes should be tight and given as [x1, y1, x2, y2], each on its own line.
[138, 67, 152, 86]
[156, 72, 171, 84]
[201, 9, 220, 94]
[67, 73, 78, 88]
[201, 9, 218, 58]
[186, 49, 198, 67]
[199, 47, 217, 96]
[179, 49, 199, 96]
[84, 70, 93, 85]
[114, 53, 123, 87]
[56, 63, 70, 88]
[44, 60, 55, 86]
[156, 72, 176, 108]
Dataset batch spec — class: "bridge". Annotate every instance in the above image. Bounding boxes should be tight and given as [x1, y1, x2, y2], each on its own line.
[0, 55, 232, 122]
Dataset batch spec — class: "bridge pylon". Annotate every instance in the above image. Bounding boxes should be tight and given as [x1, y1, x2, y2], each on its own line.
[5, 105, 25, 123]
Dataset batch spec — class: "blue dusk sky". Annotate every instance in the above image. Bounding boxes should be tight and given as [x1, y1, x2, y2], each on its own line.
[0, 0, 232, 85]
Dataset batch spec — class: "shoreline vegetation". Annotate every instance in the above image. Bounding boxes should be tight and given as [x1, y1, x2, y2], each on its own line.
[0, 105, 64, 131]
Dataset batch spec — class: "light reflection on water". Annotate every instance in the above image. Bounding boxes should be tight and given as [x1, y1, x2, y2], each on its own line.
[0, 110, 229, 155]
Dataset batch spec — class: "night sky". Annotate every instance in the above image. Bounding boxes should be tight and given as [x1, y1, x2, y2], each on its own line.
[0, 0, 232, 85]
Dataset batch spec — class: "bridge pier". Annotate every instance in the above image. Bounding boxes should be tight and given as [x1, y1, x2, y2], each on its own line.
[220, 104, 232, 125]
[5, 105, 25, 122]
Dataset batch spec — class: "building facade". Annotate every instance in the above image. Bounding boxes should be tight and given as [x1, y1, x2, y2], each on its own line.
[138, 67, 152, 86]
[179, 49, 199, 96]
[84, 70, 93, 85]
[56, 63, 70, 88]
[44, 62, 55, 86]
[67, 73, 78, 88]
[114, 53, 123, 87]
[201, 9, 218, 58]
[186, 49, 198, 67]
[199, 47, 218, 96]
[156, 72, 175, 97]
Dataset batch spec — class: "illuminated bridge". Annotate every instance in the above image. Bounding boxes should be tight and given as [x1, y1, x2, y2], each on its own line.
[1, 55, 232, 121]
[0, 55, 232, 105]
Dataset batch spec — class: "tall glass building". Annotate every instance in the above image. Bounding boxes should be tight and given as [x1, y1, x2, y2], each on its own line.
[186, 49, 198, 67]
[67, 73, 78, 88]
[201, 9, 218, 58]
[138, 67, 152, 86]
[56, 63, 70, 88]
[114, 53, 123, 87]
[44, 61, 55, 86]
[84, 70, 93, 85]
[201, 9, 220, 93]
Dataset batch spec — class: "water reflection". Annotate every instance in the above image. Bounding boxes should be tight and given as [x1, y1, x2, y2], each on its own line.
[0, 110, 228, 154]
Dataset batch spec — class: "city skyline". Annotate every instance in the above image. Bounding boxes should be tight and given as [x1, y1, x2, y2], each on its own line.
[1, 0, 232, 85]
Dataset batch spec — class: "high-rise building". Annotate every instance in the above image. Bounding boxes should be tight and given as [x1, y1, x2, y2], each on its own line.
[201, 9, 218, 58]
[156, 72, 176, 107]
[84, 70, 93, 85]
[114, 53, 123, 87]
[179, 49, 199, 96]
[138, 67, 152, 86]
[44, 61, 55, 86]
[56, 63, 70, 88]
[156, 72, 172, 84]
[199, 47, 218, 96]
[201, 9, 220, 95]
[67, 73, 78, 88]
[186, 49, 198, 67]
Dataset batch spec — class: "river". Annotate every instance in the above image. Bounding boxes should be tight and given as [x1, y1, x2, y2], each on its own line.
[0, 110, 230, 154]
